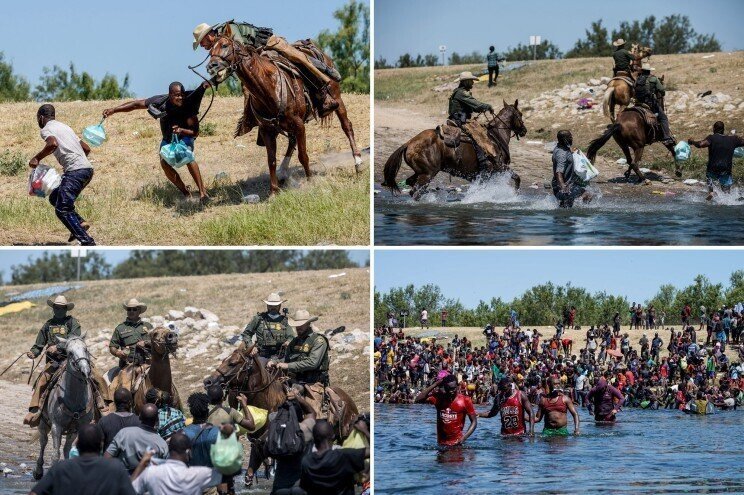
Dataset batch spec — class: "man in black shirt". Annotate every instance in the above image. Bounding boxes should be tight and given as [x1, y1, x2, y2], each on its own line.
[30, 424, 135, 495]
[98, 387, 141, 449]
[689, 121, 744, 200]
[300, 419, 368, 495]
[102, 81, 210, 202]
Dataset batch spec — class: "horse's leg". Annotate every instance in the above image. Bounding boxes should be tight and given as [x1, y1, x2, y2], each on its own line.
[34, 421, 49, 480]
[50, 420, 62, 466]
[617, 141, 634, 180]
[632, 147, 647, 183]
[405, 173, 419, 187]
[411, 173, 433, 200]
[663, 141, 681, 177]
[295, 122, 312, 180]
[261, 128, 280, 196]
[277, 136, 296, 184]
[63, 431, 74, 459]
[333, 94, 362, 173]
[510, 169, 521, 190]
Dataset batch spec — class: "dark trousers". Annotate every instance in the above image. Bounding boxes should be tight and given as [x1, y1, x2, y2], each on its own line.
[48, 168, 95, 245]
[487, 66, 499, 86]
[649, 101, 672, 141]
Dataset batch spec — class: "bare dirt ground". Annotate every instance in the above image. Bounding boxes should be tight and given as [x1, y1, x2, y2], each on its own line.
[0, 269, 370, 491]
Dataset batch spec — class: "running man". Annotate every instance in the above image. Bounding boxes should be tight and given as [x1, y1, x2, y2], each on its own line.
[536, 376, 580, 436]
[414, 374, 477, 446]
[587, 373, 624, 422]
[479, 377, 534, 436]
[688, 121, 744, 200]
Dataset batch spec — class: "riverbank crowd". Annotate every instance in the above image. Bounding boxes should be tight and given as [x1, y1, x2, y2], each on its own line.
[374, 304, 744, 413]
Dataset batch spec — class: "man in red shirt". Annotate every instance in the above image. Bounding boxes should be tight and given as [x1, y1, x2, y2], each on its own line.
[478, 378, 534, 436]
[415, 374, 477, 446]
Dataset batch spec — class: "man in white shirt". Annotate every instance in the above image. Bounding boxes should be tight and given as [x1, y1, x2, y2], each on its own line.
[420, 308, 429, 329]
[131, 431, 224, 495]
[30, 104, 96, 245]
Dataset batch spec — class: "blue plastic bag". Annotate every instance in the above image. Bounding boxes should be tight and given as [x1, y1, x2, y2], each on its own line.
[734, 146, 744, 158]
[159, 135, 195, 168]
[674, 141, 691, 161]
[82, 119, 107, 147]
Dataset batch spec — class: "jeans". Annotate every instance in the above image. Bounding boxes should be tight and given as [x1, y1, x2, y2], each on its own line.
[48, 168, 94, 245]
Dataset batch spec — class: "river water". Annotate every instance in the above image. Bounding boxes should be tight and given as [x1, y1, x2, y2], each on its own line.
[374, 180, 744, 245]
[374, 403, 744, 494]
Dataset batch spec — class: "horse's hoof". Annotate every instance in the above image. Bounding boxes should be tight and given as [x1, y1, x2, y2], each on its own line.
[33, 466, 43, 480]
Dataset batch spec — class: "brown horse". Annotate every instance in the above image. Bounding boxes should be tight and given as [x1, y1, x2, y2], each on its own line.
[381, 100, 527, 199]
[206, 25, 362, 195]
[587, 99, 678, 183]
[603, 44, 653, 122]
[108, 327, 181, 413]
[203, 344, 358, 435]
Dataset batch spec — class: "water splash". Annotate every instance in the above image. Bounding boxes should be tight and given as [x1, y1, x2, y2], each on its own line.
[458, 174, 521, 204]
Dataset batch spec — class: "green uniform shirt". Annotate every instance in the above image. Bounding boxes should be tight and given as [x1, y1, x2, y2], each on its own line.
[110, 320, 152, 350]
[213, 21, 272, 48]
[242, 312, 293, 356]
[612, 48, 634, 72]
[284, 331, 329, 382]
[647, 75, 665, 96]
[30, 316, 81, 359]
[448, 87, 491, 119]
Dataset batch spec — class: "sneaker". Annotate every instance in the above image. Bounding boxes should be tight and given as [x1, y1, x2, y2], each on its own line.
[68, 222, 91, 243]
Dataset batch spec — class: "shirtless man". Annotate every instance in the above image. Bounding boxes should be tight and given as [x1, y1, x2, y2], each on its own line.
[479, 377, 534, 436]
[536, 376, 580, 436]
[415, 374, 477, 446]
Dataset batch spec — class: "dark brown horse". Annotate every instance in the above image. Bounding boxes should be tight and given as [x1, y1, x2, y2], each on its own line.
[203, 344, 359, 434]
[207, 25, 362, 195]
[381, 100, 527, 199]
[587, 92, 678, 183]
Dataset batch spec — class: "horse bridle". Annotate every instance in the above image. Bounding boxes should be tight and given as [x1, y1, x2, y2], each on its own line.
[485, 107, 525, 140]
[217, 350, 284, 396]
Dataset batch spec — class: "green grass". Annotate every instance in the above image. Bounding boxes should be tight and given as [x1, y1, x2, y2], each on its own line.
[200, 122, 217, 136]
[0, 149, 27, 176]
[199, 169, 370, 245]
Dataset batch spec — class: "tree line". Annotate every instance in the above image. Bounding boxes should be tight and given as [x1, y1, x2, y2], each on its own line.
[375, 14, 720, 69]
[6, 250, 362, 285]
[0, 0, 369, 103]
[374, 271, 744, 328]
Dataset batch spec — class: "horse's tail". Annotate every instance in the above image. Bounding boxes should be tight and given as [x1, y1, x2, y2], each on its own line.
[603, 86, 615, 121]
[381, 145, 407, 195]
[587, 123, 621, 163]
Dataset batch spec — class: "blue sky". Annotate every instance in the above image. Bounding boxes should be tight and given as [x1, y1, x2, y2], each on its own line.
[0, 0, 364, 97]
[375, 250, 744, 306]
[375, 0, 743, 63]
[0, 250, 369, 283]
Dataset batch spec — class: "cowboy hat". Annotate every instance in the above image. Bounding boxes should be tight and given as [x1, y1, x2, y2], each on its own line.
[613, 38, 626, 47]
[47, 295, 74, 310]
[456, 71, 479, 82]
[641, 62, 655, 71]
[122, 298, 147, 312]
[263, 293, 287, 306]
[287, 309, 318, 327]
[192, 23, 214, 50]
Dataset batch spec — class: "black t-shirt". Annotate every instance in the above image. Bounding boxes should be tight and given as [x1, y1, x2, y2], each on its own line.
[31, 456, 135, 495]
[145, 84, 206, 141]
[272, 442, 312, 491]
[704, 133, 744, 173]
[300, 448, 366, 495]
[98, 411, 141, 449]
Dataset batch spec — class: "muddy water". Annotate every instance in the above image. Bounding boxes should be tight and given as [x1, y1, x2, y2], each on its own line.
[374, 177, 744, 245]
[374, 403, 744, 495]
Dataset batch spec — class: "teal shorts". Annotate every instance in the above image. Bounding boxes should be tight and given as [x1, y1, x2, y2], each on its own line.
[542, 426, 569, 436]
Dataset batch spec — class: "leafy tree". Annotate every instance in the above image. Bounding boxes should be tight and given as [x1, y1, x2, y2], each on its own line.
[0, 52, 31, 102]
[33, 63, 132, 101]
[293, 251, 357, 270]
[565, 20, 612, 58]
[11, 252, 112, 284]
[653, 14, 695, 54]
[449, 51, 484, 65]
[423, 54, 439, 66]
[316, 0, 369, 93]
[673, 275, 723, 323]
[725, 270, 744, 306]
[646, 284, 678, 323]
[611, 17, 656, 48]
[374, 57, 391, 69]
[215, 75, 244, 97]
[503, 41, 562, 61]
[688, 33, 721, 53]
[396, 53, 417, 68]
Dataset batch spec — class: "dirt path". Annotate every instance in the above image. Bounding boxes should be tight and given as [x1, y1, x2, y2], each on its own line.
[374, 103, 700, 199]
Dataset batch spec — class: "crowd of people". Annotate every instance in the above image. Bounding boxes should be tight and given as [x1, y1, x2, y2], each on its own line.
[374, 303, 744, 441]
[29, 384, 370, 495]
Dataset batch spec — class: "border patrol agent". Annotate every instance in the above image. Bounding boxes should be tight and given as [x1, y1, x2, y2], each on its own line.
[268, 309, 330, 386]
[241, 293, 293, 359]
[109, 298, 153, 370]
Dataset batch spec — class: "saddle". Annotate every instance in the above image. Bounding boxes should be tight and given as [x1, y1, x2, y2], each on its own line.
[302, 383, 351, 438]
[610, 73, 635, 87]
[625, 105, 660, 142]
[436, 121, 462, 148]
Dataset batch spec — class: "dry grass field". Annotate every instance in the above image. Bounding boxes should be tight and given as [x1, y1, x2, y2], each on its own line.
[0, 94, 370, 246]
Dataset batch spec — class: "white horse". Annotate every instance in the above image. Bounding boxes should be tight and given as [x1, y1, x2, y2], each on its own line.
[33, 334, 96, 480]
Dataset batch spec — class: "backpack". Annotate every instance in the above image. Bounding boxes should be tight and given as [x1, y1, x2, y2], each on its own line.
[634, 74, 651, 104]
[266, 401, 305, 457]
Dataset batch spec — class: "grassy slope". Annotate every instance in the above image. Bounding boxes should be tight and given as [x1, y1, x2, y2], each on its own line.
[405, 325, 739, 361]
[376, 52, 744, 178]
[0, 94, 370, 246]
[0, 268, 370, 408]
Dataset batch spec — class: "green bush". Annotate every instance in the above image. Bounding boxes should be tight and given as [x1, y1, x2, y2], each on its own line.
[0, 149, 26, 176]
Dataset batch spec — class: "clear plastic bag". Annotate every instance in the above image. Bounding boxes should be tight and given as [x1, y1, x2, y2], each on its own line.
[82, 119, 107, 147]
[159, 135, 195, 168]
[674, 141, 691, 161]
[572, 150, 599, 182]
[28, 164, 61, 198]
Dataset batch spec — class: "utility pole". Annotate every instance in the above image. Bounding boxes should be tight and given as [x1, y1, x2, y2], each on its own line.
[529, 35, 541, 61]
[439, 45, 447, 66]
[70, 248, 87, 282]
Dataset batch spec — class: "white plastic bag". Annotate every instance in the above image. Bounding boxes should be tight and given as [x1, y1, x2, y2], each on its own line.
[674, 141, 691, 161]
[28, 164, 61, 198]
[572, 149, 599, 182]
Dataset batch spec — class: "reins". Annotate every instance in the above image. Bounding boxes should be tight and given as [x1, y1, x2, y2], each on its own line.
[188, 52, 216, 123]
